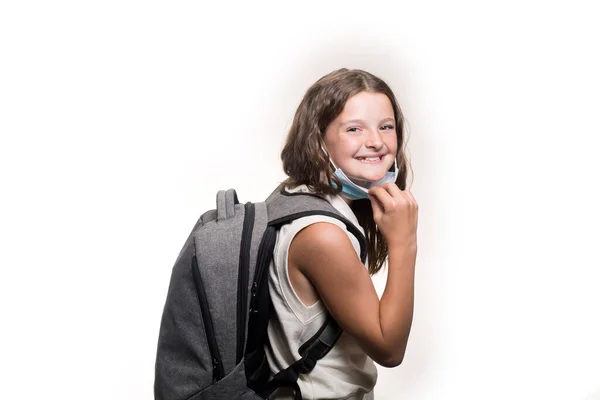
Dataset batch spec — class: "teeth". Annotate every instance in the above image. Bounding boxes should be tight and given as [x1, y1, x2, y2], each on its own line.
[361, 157, 381, 162]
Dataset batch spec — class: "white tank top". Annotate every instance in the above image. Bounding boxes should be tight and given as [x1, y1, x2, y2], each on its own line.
[265, 185, 378, 399]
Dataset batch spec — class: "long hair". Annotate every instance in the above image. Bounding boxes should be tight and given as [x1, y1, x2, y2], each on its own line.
[281, 68, 412, 275]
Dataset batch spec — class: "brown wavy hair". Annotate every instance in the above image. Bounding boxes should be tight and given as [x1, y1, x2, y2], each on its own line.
[281, 68, 412, 275]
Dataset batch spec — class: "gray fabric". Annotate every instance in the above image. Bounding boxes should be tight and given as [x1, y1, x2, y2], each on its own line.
[266, 187, 367, 261]
[155, 228, 212, 400]
[265, 186, 340, 224]
[155, 185, 360, 400]
[187, 363, 262, 400]
[201, 209, 217, 225]
[217, 189, 237, 221]
[194, 202, 244, 373]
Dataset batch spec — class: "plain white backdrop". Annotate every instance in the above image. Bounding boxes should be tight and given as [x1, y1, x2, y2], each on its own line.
[1, 1, 599, 399]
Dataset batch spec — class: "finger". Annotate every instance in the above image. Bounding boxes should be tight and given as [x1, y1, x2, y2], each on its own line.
[368, 186, 395, 212]
[381, 182, 404, 199]
[376, 183, 408, 208]
[403, 190, 417, 206]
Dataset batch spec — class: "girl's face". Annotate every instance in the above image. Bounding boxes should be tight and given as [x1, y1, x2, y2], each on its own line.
[323, 91, 398, 186]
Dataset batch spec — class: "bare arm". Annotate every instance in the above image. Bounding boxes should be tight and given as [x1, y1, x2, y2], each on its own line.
[289, 183, 418, 367]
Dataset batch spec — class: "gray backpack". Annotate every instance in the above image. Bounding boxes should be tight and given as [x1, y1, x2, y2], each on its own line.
[154, 185, 368, 400]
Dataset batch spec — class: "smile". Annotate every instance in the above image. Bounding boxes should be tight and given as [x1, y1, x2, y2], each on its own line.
[356, 156, 384, 164]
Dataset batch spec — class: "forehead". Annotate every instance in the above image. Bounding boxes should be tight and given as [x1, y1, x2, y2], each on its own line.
[337, 91, 394, 121]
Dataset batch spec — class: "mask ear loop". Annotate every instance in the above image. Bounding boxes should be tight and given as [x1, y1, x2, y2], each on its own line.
[389, 147, 400, 172]
[388, 158, 398, 172]
[321, 145, 340, 170]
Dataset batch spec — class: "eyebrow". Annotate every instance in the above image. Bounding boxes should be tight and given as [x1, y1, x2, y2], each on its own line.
[341, 118, 395, 126]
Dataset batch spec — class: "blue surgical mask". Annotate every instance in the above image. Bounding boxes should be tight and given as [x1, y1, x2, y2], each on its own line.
[324, 148, 399, 200]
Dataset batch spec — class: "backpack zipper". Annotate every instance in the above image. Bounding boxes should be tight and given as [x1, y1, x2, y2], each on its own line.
[191, 255, 225, 382]
[248, 226, 276, 315]
[237, 202, 255, 363]
[245, 226, 277, 387]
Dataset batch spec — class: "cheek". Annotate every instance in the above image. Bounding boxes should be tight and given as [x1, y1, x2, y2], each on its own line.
[341, 136, 364, 152]
[328, 138, 356, 159]
[385, 135, 398, 154]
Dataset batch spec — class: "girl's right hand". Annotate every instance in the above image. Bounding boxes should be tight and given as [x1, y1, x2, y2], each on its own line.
[368, 183, 418, 249]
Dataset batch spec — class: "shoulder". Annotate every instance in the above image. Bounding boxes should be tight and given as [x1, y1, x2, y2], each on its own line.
[283, 212, 361, 254]
[289, 221, 363, 276]
[291, 221, 352, 252]
[280, 213, 353, 245]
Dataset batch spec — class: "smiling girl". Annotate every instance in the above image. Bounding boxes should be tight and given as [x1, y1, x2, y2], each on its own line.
[265, 68, 418, 399]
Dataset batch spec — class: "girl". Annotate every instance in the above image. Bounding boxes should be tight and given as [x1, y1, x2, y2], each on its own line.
[265, 68, 418, 399]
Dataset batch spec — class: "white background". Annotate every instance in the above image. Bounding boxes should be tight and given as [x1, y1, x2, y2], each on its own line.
[1, 1, 599, 399]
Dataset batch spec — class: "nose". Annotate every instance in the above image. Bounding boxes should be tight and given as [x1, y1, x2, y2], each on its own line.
[364, 128, 384, 149]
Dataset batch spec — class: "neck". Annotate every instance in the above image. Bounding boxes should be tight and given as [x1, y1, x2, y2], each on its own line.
[340, 195, 353, 206]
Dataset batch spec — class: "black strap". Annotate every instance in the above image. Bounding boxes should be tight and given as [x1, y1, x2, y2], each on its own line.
[247, 190, 352, 398]
[258, 316, 342, 399]
[266, 185, 368, 264]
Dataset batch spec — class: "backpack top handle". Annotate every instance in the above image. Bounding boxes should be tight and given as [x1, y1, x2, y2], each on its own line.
[216, 189, 240, 221]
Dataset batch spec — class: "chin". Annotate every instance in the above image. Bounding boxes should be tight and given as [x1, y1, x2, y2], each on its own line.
[366, 172, 388, 182]
[350, 174, 386, 187]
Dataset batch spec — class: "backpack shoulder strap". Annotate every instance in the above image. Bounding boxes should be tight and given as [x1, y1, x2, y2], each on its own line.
[253, 185, 368, 399]
[265, 185, 367, 263]
[257, 315, 342, 400]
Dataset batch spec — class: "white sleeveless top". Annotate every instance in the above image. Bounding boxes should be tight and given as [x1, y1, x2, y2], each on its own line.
[264, 185, 378, 399]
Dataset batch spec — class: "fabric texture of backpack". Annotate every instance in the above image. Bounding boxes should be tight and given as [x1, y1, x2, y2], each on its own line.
[154, 184, 368, 400]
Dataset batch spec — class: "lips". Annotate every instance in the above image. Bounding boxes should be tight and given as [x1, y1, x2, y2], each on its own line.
[355, 154, 385, 163]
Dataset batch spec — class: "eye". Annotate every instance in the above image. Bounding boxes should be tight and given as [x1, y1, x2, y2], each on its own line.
[380, 124, 395, 131]
[347, 127, 361, 133]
